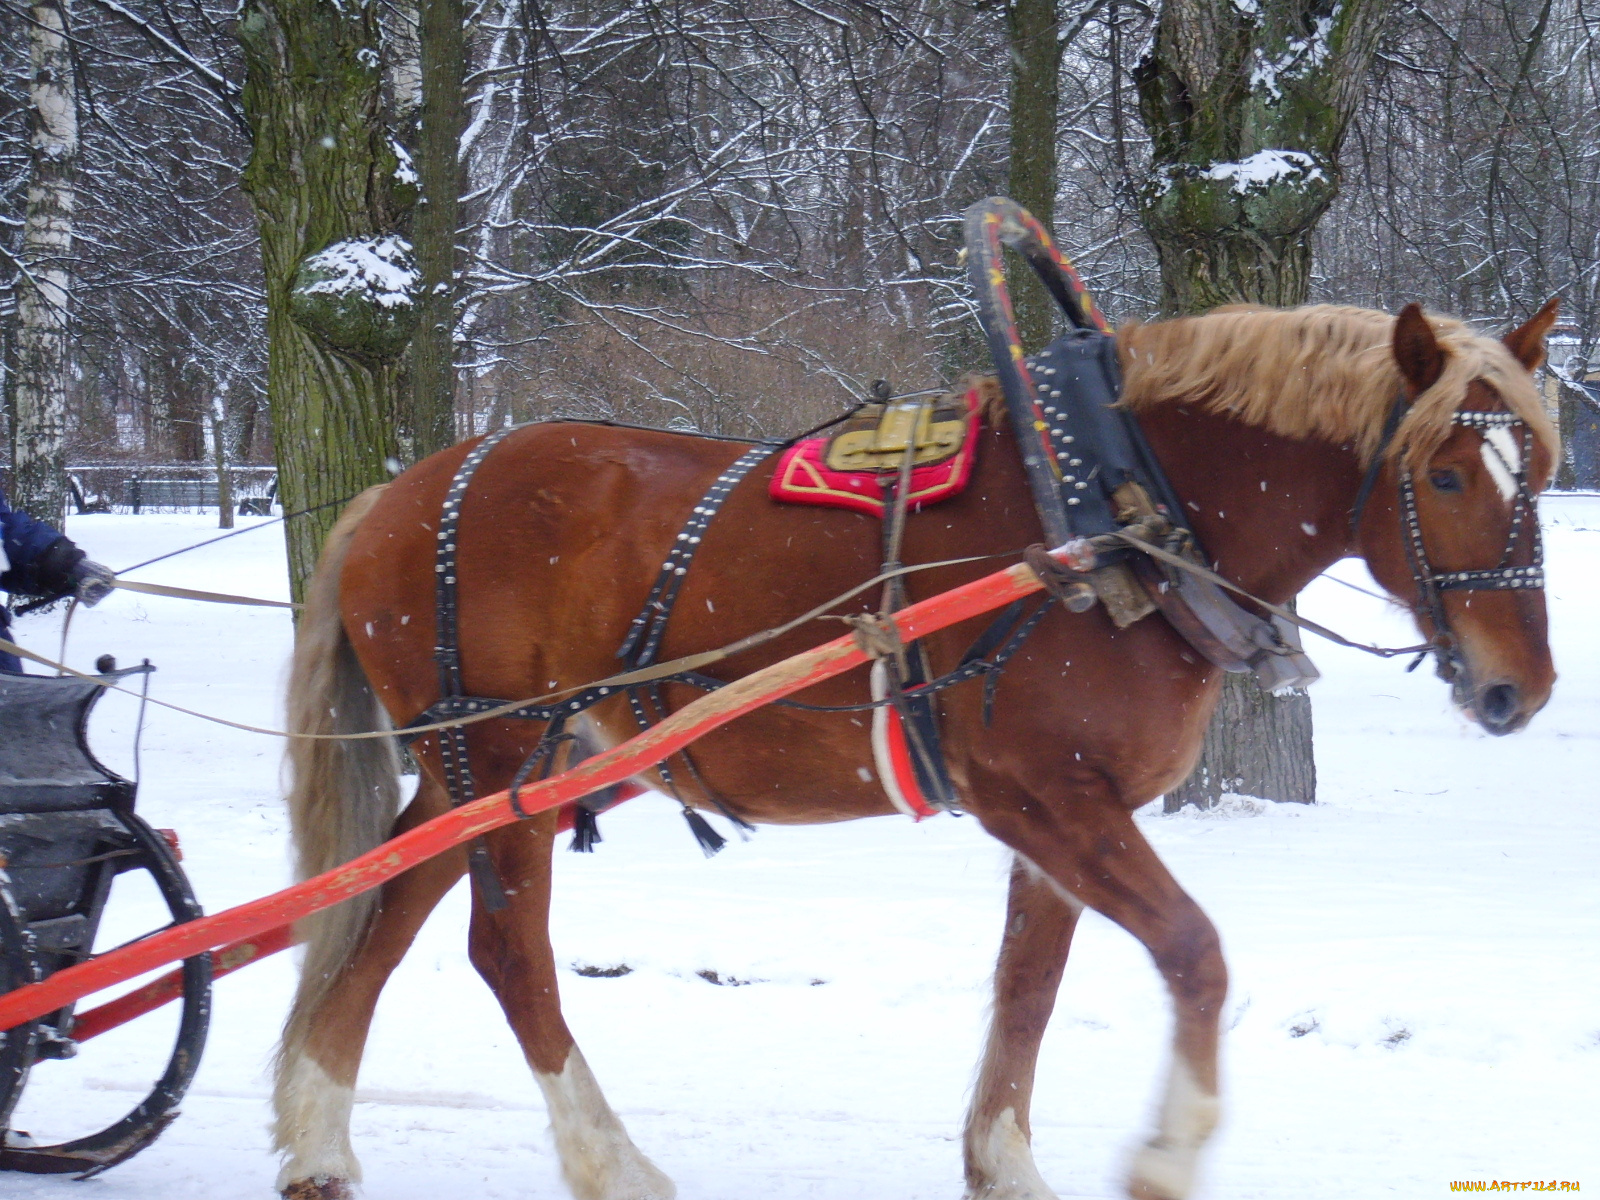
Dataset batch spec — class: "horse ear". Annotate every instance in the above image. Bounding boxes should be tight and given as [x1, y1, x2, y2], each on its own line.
[1502, 297, 1560, 372]
[1393, 303, 1445, 394]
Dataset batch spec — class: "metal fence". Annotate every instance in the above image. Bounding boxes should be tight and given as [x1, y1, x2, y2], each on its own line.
[65, 465, 278, 514]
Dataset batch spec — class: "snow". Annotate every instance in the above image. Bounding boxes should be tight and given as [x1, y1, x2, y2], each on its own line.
[1203, 149, 1327, 194]
[389, 139, 418, 188]
[1250, 17, 1333, 101]
[4, 497, 1597, 1199]
[296, 236, 418, 309]
[1151, 150, 1327, 198]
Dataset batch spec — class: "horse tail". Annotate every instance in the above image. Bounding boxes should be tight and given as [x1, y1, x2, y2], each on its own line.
[275, 485, 397, 1078]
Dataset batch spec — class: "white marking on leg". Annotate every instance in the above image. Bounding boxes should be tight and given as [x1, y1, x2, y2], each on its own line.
[965, 1107, 1060, 1200]
[535, 1047, 676, 1200]
[1128, 1059, 1220, 1200]
[273, 1055, 359, 1193]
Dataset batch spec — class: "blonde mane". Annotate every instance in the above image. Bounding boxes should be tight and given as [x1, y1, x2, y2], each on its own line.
[1113, 304, 1556, 469]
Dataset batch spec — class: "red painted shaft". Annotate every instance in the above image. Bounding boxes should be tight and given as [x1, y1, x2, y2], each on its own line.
[0, 559, 1044, 1033]
[70, 924, 296, 1043]
[70, 782, 655, 1041]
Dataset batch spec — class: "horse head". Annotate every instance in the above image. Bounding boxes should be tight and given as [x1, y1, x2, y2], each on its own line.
[1357, 299, 1560, 735]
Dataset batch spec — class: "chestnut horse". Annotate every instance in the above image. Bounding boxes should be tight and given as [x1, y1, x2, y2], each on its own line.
[270, 301, 1558, 1200]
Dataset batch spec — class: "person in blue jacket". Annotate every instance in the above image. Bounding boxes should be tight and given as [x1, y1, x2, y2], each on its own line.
[1, 486, 115, 672]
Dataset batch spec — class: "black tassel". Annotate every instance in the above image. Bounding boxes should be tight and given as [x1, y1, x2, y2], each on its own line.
[682, 807, 727, 857]
[568, 806, 602, 853]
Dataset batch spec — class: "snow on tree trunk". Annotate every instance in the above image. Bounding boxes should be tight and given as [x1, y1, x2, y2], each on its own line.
[1139, 0, 1389, 809]
[11, 0, 79, 530]
[238, 0, 418, 602]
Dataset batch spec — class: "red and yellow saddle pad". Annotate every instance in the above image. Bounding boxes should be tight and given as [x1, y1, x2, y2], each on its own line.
[769, 387, 982, 517]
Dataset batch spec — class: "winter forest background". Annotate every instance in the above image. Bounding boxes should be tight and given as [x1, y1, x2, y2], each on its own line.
[2, 0, 1598, 474]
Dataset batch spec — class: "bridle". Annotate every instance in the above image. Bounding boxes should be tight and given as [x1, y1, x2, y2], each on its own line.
[1350, 396, 1545, 686]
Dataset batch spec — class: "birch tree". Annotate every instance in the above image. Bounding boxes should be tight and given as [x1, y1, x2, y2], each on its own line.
[10, 0, 78, 527]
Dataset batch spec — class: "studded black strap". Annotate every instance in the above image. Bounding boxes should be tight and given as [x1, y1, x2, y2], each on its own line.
[429, 425, 520, 909]
[1392, 408, 1545, 681]
[434, 427, 518, 801]
[404, 425, 797, 861]
[609, 442, 782, 851]
[616, 442, 783, 669]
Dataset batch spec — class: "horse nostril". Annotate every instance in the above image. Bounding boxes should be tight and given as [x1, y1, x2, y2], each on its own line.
[1478, 683, 1520, 731]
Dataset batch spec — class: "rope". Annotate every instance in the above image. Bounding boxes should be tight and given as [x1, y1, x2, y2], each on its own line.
[115, 492, 358, 576]
[1111, 529, 1434, 659]
[0, 552, 1009, 742]
[110, 578, 298, 609]
[5, 535, 1443, 741]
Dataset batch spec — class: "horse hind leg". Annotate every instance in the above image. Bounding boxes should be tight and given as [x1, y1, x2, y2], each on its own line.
[963, 855, 1082, 1200]
[274, 779, 466, 1198]
[470, 813, 675, 1200]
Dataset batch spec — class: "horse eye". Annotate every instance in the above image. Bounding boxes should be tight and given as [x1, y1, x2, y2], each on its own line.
[1429, 469, 1463, 494]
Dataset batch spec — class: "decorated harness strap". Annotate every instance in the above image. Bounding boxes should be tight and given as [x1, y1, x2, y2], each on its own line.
[1355, 399, 1546, 683]
[613, 442, 783, 855]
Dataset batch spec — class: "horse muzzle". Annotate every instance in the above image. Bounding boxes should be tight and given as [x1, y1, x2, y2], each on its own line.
[1471, 679, 1528, 736]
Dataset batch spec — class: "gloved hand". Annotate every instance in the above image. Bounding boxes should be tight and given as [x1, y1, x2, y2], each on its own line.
[13, 535, 86, 600]
[72, 559, 116, 607]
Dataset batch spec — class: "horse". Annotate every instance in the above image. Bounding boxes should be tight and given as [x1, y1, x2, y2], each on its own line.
[269, 299, 1558, 1200]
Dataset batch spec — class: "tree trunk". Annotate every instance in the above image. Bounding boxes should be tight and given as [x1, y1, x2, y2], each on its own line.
[10, 0, 78, 530]
[1134, 0, 1390, 314]
[405, 0, 465, 462]
[211, 399, 235, 530]
[1165, 663, 1316, 810]
[238, 0, 418, 601]
[1006, 0, 1062, 351]
[1137, 0, 1390, 809]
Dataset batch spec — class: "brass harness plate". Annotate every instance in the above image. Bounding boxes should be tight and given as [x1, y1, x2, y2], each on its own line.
[824, 400, 968, 473]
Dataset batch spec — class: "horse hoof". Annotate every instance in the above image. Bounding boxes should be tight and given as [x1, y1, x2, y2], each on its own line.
[1126, 1164, 1188, 1200]
[1126, 1142, 1195, 1200]
[282, 1176, 355, 1200]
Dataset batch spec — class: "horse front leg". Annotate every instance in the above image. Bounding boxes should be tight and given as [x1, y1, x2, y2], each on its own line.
[974, 787, 1227, 1200]
[470, 813, 675, 1200]
[964, 855, 1083, 1200]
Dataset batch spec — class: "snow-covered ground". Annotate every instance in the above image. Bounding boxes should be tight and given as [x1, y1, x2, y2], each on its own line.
[4, 498, 1597, 1199]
